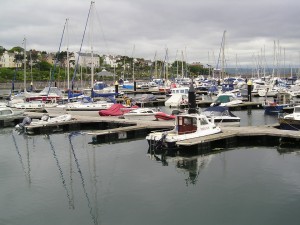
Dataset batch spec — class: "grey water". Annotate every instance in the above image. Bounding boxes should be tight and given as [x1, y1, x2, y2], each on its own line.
[1, 108, 300, 225]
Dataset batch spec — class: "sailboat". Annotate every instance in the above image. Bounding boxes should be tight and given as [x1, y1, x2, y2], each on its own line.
[62, 2, 115, 117]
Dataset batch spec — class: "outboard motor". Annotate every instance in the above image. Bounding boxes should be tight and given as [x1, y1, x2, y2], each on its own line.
[15, 116, 32, 130]
[155, 132, 168, 150]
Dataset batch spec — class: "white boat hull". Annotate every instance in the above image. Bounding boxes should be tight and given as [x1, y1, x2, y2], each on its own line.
[123, 114, 157, 121]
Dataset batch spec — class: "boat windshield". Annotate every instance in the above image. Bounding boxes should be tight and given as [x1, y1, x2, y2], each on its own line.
[294, 107, 300, 113]
[216, 95, 231, 103]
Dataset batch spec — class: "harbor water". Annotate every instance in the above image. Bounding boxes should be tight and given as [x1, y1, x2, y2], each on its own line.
[1, 108, 300, 225]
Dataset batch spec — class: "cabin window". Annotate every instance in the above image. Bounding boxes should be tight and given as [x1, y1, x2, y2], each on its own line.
[192, 118, 197, 126]
[295, 107, 300, 113]
[178, 117, 197, 134]
[184, 117, 192, 125]
[0, 110, 11, 115]
[200, 118, 208, 125]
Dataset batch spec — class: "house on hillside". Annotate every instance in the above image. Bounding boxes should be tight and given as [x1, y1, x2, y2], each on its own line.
[103, 55, 119, 68]
[0, 51, 22, 68]
[75, 52, 100, 68]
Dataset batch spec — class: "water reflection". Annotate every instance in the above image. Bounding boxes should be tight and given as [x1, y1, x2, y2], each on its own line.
[69, 132, 99, 225]
[12, 132, 32, 185]
[10, 130, 100, 225]
[174, 155, 213, 186]
[148, 148, 214, 186]
[46, 135, 75, 209]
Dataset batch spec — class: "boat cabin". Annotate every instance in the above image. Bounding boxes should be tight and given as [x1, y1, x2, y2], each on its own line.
[176, 114, 210, 135]
[170, 87, 189, 95]
[0, 108, 14, 117]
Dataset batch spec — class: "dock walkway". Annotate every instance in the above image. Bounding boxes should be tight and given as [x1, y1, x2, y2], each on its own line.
[22, 111, 300, 149]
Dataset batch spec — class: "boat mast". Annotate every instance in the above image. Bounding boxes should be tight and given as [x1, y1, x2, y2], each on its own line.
[132, 44, 135, 81]
[90, 2, 95, 90]
[181, 50, 184, 78]
[23, 37, 26, 92]
[165, 48, 168, 81]
[66, 18, 70, 90]
[221, 30, 226, 80]
[175, 50, 179, 79]
[154, 51, 157, 79]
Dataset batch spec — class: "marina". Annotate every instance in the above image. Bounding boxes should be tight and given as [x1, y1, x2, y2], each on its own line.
[13, 107, 299, 152]
[1, 0, 300, 223]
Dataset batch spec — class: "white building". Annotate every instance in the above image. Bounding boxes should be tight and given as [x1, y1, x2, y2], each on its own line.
[0, 51, 21, 68]
[74, 52, 100, 68]
[103, 55, 119, 67]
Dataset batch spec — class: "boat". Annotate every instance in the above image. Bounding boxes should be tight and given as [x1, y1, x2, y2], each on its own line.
[24, 86, 63, 102]
[165, 87, 189, 108]
[15, 113, 73, 131]
[0, 107, 24, 127]
[210, 92, 243, 107]
[278, 105, 300, 130]
[14, 101, 45, 112]
[146, 113, 222, 149]
[99, 103, 138, 116]
[165, 93, 188, 108]
[132, 94, 157, 104]
[65, 100, 115, 117]
[262, 92, 293, 115]
[202, 106, 240, 127]
[123, 108, 158, 121]
[155, 111, 176, 120]
[29, 114, 73, 126]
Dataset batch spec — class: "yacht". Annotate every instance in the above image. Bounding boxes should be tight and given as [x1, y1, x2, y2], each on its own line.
[123, 108, 158, 121]
[146, 113, 221, 149]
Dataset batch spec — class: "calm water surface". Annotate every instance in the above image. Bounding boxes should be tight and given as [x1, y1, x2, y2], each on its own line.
[0, 122, 300, 225]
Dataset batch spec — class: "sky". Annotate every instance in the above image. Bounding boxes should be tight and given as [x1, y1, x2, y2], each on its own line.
[1, 0, 300, 69]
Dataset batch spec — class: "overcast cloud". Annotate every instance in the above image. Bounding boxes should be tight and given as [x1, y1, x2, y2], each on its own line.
[1, 0, 300, 68]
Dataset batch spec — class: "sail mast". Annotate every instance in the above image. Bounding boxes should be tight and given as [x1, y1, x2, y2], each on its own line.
[221, 30, 226, 80]
[23, 37, 26, 92]
[66, 18, 70, 90]
[90, 2, 94, 89]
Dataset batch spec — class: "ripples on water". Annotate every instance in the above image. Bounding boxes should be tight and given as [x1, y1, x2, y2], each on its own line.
[0, 123, 300, 225]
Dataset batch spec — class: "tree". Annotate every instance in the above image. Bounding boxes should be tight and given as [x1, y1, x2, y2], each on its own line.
[0, 46, 5, 55]
[36, 61, 52, 71]
[8, 46, 24, 53]
[29, 49, 39, 62]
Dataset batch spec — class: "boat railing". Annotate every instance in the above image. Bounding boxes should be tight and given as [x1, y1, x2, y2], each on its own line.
[149, 128, 173, 133]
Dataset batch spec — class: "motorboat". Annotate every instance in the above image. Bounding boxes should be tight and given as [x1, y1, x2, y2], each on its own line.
[262, 92, 293, 115]
[123, 108, 158, 121]
[210, 92, 243, 107]
[166, 86, 191, 107]
[278, 105, 300, 130]
[146, 113, 222, 149]
[0, 107, 24, 127]
[202, 106, 240, 127]
[15, 113, 73, 131]
[29, 114, 73, 126]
